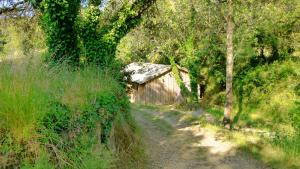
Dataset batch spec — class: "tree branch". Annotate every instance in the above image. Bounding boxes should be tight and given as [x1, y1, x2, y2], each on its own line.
[107, 0, 156, 40]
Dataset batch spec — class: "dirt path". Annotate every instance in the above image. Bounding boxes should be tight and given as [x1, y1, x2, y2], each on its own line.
[132, 107, 272, 169]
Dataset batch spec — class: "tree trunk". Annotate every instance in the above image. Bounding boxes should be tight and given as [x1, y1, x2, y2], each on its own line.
[224, 0, 234, 129]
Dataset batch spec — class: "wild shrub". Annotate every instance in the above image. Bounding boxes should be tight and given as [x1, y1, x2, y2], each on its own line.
[0, 61, 129, 168]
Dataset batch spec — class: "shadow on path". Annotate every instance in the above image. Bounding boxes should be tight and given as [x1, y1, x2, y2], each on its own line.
[132, 106, 271, 169]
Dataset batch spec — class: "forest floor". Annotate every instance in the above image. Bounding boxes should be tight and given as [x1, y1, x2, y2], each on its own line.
[132, 105, 272, 169]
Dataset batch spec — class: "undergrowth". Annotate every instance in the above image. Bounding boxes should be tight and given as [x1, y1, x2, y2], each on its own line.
[111, 110, 148, 169]
[201, 59, 300, 169]
[0, 60, 130, 168]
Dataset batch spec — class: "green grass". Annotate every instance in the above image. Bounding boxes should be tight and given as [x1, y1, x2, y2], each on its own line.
[112, 112, 149, 169]
[138, 108, 174, 135]
[135, 104, 202, 127]
[0, 61, 119, 138]
[153, 104, 300, 169]
[232, 60, 300, 167]
[201, 59, 300, 169]
[136, 94, 300, 169]
[0, 60, 128, 168]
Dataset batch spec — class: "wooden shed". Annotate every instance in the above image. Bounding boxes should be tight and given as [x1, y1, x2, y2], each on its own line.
[124, 62, 194, 105]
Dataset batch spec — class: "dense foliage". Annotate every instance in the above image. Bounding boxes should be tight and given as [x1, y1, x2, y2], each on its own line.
[32, 0, 154, 66]
[0, 61, 129, 168]
[0, 0, 300, 168]
[40, 0, 81, 64]
[0, 1, 157, 168]
[117, 0, 300, 167]
[117, 0, 300, 122]
[118, 0, 299, 91]
[0, 18, 45, 60]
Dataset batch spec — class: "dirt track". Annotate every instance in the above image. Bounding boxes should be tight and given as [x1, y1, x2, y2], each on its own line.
[133, 107, 272, 169]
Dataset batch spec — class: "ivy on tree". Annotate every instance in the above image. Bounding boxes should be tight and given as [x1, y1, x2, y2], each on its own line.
[40, 0, 81, 65]
[38, 0, 156, 66]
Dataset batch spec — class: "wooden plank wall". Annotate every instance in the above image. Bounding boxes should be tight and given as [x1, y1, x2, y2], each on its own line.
[180, 71, 191, 91]
[132, 70, 191, 105]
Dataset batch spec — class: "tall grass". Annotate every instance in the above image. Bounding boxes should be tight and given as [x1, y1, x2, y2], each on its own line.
[0, 60, 118, 140]
[0, 61, 50, 141]
[0, 60, 127, 168]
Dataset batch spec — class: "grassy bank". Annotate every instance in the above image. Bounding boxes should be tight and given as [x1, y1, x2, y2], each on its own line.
[202, 106, 300, 169]
[201, 59, 300, 169]
[0, 60, 133, 168]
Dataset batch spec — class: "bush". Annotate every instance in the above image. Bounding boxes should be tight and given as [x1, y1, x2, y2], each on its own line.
[233, 60, 300, 126]
[231, 59, 300, 162]
[0, 60, 129, 168]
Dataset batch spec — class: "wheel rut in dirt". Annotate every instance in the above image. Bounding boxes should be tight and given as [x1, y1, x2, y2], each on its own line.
[132, 107, 271, 169]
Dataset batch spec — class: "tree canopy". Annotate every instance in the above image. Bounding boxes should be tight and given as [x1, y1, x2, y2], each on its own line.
[0, 0, 300, 168]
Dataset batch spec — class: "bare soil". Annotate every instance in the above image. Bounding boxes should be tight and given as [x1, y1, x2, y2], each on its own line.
[132, 107, 272, 169]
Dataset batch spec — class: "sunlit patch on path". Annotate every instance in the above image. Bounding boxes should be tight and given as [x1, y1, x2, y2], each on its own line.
[132, 106, 271, 169]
